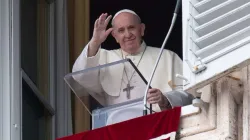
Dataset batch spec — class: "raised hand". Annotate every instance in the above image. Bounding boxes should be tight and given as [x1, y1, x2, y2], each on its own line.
[88, 13, 113, 57]
[90, 13, 113, 47]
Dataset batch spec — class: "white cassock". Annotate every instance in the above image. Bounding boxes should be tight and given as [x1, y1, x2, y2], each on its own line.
[72, 41, 186, 112]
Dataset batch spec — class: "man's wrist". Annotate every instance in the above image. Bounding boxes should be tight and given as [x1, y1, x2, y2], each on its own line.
[158, 95, 171, 109]
[89, 39, 101, 48]
[159, 94, 166, 105]
[88, 39, 101, 57]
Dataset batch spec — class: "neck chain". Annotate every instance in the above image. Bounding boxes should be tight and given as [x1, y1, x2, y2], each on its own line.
[120, 46, 147, 99]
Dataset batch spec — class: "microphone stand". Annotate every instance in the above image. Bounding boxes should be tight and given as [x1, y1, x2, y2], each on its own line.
[143, 0, 181, 116]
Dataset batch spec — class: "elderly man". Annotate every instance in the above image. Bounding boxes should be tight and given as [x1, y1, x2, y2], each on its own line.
[72, 9, 193, 112]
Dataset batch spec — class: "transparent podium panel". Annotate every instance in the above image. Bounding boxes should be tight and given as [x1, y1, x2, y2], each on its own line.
[92, 98, 145, 129]
[64, 59, 152, 129]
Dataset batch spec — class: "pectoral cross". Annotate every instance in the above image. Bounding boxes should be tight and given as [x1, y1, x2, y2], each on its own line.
[123, 83, 134, 99]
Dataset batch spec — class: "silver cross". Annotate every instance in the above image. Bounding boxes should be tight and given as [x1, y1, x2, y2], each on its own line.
[123, 83, 134, 99]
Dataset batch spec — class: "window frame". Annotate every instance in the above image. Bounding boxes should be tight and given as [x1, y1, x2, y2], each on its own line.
[0, 0, 22, 140]
[48, 1, 56, 140]
[0, 0, 56, 140]
[1, 1, 70, 139]
[182, 0, 250, 93]
[20, 0, 56, 140]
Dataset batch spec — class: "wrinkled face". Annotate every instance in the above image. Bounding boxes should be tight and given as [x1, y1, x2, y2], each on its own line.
[112, 13, 145, 54]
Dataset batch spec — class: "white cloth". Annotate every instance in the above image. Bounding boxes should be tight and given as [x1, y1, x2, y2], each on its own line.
[72, 42, 183, 111]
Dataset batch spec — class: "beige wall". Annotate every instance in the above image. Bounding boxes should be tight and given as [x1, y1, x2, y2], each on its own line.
[67, 0, 90, 133]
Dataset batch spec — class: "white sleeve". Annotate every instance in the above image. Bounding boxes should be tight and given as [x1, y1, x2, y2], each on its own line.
[164, 52, 194, 108]
[164, 90, 194, 108]
[71, 43, 106, 104]
[72, 43, 101, 72]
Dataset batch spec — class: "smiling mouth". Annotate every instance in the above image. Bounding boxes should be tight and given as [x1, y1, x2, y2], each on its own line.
[126, 39, 135, 42]
[126, 40, 135, 44]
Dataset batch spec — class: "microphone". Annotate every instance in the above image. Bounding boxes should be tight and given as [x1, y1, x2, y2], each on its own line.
[143, 0, 182, 116]
[174, 0, 182, 14]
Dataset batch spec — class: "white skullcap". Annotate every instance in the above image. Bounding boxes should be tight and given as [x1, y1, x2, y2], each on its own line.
[111, 9, 141, 25]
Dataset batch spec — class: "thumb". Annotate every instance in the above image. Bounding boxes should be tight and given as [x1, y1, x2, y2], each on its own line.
[105, 28, 113, 37]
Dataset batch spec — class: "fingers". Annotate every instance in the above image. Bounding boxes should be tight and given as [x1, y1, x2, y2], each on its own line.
[147, 88, 160, 98]
[104, 15, 112, 27]
[94, 13, 112, 34]
[147, 93, 161, 103]
[148, 88, 158, 93]
[98, 13, 106, 25]
[146, 88, 162, 104]
[94, 19, 99, 28]
[97, 13, 111, 27]
[92, 13, 112, 44]
[148, 100, 160, 104]
[147, 96, 161, 104]
[147, 92, 161, 100]
[105, 28, 113, 36]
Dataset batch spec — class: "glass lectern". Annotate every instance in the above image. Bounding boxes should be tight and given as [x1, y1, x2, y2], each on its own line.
[64, 59, 154, 130]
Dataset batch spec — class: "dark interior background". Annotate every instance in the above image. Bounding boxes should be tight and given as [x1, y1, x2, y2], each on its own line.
[90, 0, 183, 59]
[89, 1, 183, 113]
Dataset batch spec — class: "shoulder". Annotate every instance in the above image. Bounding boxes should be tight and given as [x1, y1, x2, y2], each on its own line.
[146, 46, 176, 56]
[99, 47, 120, 52]
[146, 46, 182, 62]
[99, 48, 121, 59]
[99, 47, 118, 54]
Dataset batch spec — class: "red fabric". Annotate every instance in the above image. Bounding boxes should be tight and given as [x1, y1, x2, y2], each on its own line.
[57, 107, 181, 140]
